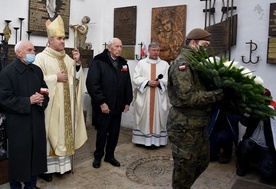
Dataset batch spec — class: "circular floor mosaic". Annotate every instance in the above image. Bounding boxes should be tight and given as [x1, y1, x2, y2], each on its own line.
[126, 156, 173, 186]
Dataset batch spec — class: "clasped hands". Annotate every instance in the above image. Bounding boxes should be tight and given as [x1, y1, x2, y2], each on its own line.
[30, 92, 44, 105]
[147, 80, 160, 88]
[72, 48, 81, 64]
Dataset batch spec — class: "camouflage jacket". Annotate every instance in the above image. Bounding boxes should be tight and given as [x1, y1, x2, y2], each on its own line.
[168, 46, 222, 114]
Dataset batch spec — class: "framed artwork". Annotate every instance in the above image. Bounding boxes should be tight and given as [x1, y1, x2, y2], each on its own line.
[206, 14, 238, 55]
[28, 0, 71, 37]
[269, 3, 276, 36]
[151, 5, 186, 64]
[114, 6, 137, 45]
[267, 37, 276, 64]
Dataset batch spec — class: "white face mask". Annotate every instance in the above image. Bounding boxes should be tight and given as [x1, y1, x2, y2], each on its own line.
[23, 54, 36, 64]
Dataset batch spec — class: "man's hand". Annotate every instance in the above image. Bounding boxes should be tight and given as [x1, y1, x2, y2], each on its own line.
[212, 88, 224, 101]
[72, 48, 81, 64]
[124, 105, 130, 112]
[57, 69, 68, 83]
[101, 103, 110, 114]
[30, 92, 44, 105]
[148, 80, 160, 88]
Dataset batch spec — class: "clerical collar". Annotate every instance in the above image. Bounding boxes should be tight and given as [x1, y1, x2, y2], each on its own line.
[146, 57, 160, 64]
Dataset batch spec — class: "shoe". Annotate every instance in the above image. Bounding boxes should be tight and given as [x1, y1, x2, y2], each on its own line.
[259, 176, 274, 184]
[218, 154, 231, 164]
[104, 158, 121, 167]
[39, 173, 52, 182]
[64, 170, 72, 174]
[236, 166, 247, 176]
[55, 170, 72, 177]
[135, 144, 144, 147]
[144, 145, 159, 150]
[150, 145, 159, 150]
[32, 186, 41, 189]
[92, 158, 101, 168]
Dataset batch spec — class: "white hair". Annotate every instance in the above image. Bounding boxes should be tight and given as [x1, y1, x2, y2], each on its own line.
[107, 37, 120, 46]
[14, 41, 23, 53]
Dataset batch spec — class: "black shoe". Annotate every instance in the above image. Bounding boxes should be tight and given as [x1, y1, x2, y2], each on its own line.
[150, 145, 159, 150]
[55, 170, 71, 177]
[135, 144, 144, 147]
[218, 154, 231, 164]
[39, 173, 53, 182]
[259, 176, 274, 184]
[236, 166, 247, 176]
[92, 158, 101, 168]
[104, 158, 121, 167]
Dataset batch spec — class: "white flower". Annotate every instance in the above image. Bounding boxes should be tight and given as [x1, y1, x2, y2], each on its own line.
[240, 66, 253, 78]
[206, 56, 220, 64]
[223, 60, 239, 68]
[254, 76, 264, 85]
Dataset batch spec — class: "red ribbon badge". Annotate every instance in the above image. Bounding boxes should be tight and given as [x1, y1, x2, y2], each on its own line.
[178, 65, 186, 71]
[270, 100, 276, 110]
[121, 65, 128, 72]
[40, 88, 49, 96]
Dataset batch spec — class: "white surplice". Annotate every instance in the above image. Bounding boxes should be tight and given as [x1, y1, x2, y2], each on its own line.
[132, 57, 170, 146]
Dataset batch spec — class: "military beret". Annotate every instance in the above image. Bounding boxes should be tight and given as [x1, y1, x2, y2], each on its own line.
[186, 28, 211, 41]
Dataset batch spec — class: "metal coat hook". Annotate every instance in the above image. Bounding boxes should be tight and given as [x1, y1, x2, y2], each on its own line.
[241, 40, 260, 64]
[135, 42, 147, 60]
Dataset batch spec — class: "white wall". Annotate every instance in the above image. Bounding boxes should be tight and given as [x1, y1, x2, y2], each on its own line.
[1, 0, 276, 128]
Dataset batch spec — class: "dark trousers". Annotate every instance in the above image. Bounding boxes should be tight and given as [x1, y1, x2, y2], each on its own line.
[236, 138, 276, 178]
[210, 128, 234, 161]
[94, 112, 122, 160]
[92, 107, 98, 128]
[10, 176, 37, 189]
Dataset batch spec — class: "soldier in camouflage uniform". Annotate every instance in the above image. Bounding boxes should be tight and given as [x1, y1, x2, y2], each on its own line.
[167, 28, 224, 189]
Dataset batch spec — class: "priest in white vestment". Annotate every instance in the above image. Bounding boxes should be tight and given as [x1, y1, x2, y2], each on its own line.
[34, 15, 87, 181]
[132, 42, 170, 147]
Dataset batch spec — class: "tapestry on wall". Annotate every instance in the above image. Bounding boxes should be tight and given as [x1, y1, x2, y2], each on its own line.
[28, 0, 71, 38]
[151, 5, 186, 64]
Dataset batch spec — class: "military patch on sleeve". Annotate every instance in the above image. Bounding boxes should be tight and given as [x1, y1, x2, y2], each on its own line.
[178, 65, 186, 71]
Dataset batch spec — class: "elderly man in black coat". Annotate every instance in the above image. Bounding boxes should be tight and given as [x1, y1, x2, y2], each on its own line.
[86, 37, 133, 169]
[0, 40, 49, 189]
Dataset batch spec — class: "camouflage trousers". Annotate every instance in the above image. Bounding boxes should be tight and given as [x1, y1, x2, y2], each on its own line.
[167, 107, 211, 189]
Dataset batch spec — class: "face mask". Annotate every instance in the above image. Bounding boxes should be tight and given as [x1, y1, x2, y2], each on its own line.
[23, 54, 36, 64]
[199, 46, 208, 52]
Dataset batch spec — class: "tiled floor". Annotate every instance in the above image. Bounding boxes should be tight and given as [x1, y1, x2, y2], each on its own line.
[0, 125, 276, 189]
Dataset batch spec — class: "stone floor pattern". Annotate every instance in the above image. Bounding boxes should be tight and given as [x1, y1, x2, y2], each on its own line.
[1, 124, 276, 189]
